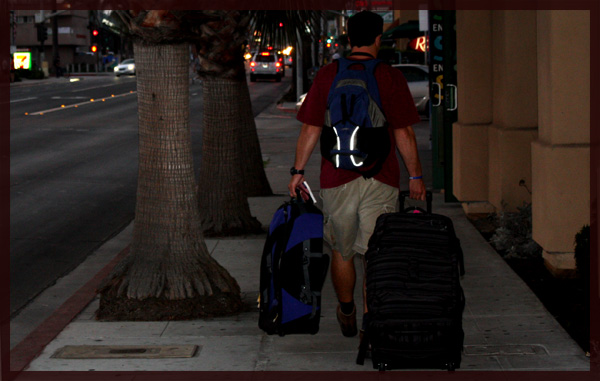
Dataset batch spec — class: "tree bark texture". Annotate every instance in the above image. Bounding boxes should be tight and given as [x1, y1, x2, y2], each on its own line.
[194, 10, 272, 199]
[97, 42, 242, 320]
[236, 78, 273, 197]
[197, 76, 263, 236]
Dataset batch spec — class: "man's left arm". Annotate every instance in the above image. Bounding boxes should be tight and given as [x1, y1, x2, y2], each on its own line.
[394, 126, 426, 200]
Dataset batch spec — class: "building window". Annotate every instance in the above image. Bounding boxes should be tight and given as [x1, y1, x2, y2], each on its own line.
[17, 16, 35, 23]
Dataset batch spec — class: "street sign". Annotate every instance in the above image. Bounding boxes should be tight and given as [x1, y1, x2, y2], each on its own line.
[13, 52, 31, 70]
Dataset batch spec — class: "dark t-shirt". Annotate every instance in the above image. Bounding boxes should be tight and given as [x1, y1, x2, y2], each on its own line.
[297, 58, 420, 189]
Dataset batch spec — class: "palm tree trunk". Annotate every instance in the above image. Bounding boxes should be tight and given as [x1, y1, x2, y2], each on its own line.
[97, 42, 242, 321]
[237, 78, 273, 197]
[197, 76, 263, 236]
[192, 10, 272, 235]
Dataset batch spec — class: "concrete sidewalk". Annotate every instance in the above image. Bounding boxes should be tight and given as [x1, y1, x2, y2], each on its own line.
[10, 101, 589, 373]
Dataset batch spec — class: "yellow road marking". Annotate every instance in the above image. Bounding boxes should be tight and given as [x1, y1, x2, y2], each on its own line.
[28, 91, 137, 116]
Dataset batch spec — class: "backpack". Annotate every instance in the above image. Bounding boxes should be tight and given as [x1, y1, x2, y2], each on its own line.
[320, 56, 390, 178]
[258, 195, 330, 336]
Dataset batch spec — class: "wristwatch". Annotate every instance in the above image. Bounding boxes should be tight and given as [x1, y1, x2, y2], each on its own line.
[290, 167, 304, 176]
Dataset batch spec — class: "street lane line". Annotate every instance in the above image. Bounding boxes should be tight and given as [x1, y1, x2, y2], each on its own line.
[10, 97, 38, 103]
[71, 83, 123, 92]
[28, 91, 137, 115]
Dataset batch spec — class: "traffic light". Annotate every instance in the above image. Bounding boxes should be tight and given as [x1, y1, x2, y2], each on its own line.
[36, 23, 48, 43]
[90, 28, 101, 54]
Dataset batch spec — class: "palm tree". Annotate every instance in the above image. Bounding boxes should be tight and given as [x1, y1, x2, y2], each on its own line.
[192, 10, 264, 236]
[196, 10, 322, 236]
[97, 10, 322, 320]
[97, 10, 243, 320]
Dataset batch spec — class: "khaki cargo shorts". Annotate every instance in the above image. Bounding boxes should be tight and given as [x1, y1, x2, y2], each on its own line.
[320, 177, 399, 261]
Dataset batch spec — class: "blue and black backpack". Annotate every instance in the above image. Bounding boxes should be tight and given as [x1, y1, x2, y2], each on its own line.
[320, 54, 390, 178]
[258, 195, 330, 335]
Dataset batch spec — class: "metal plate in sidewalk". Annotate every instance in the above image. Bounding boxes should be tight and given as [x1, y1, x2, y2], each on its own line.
[51, 345, 199, 359]
[464, 344, 547, 356]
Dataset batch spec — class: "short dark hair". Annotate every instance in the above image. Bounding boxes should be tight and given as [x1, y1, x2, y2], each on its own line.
[347, 11, 384, 47]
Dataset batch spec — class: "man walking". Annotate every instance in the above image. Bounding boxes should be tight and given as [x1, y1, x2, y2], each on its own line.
[288, 11, 426, 338]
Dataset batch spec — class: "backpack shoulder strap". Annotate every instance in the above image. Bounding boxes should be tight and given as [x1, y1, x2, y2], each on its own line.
[335, 57, 353, 73]
[361, 59, 384, 107]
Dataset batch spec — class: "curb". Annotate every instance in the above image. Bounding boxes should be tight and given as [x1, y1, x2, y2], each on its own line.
[9, 246, 130, 372]
[276, 102, 298, 113]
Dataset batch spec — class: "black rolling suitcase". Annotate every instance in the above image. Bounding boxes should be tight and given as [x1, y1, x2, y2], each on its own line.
[357, 191, 465, 371]
[258, 194, 330, 336]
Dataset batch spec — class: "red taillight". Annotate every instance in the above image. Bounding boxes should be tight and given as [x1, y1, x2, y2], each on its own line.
[261, 52, 270, 56]
[250, 62, 256, 67]
[275, 62, 281, 68]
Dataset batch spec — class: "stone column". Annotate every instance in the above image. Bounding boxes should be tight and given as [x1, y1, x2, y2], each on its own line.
[533, 10, 590, 276]
[453, 10, 495, 214]
[488, 10, 538, 212]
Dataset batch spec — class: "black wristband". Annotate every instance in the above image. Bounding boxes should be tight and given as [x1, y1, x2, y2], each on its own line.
[290, 167, 304, 176]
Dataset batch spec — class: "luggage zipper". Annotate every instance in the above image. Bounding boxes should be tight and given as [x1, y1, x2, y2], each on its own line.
[377, 236, 449, 248]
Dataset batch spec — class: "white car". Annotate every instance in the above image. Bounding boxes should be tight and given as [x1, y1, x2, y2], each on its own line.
[114, 59, 135, 76]
[392, 64, 430, 116]
[249, 52, 283, 82]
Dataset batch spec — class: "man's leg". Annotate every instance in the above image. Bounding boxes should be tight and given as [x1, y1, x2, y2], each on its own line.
[331, 249, 356, 302]
[331, 249, 358, 337]
[320, 179, 361, 337]
[332, 249, 367, 314]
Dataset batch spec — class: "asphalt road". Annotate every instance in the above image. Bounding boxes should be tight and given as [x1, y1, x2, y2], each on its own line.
[10, 71, 291, 317]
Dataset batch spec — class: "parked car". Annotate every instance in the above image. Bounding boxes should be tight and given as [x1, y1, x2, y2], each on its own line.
[275, 52, 286, 76]
[392, 64, 430, 116]
[114, 59, 135, 76]
[249, 52, 283, 82]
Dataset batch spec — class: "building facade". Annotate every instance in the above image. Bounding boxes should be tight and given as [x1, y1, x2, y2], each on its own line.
[453, 10, 591, 277]
[13, 10, 92, 73]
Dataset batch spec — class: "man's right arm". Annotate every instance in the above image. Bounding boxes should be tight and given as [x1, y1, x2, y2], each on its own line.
[288, 123, 322, 197]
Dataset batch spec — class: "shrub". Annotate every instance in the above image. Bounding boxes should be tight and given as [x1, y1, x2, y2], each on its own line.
[490, 202, 542, 259]
[574, 225, 590, 282]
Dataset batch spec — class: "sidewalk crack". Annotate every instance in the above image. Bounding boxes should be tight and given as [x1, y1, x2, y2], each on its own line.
[254, 334, 271, 371]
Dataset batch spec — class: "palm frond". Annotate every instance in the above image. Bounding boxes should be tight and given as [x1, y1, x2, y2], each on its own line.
[249, 10, 324, 50]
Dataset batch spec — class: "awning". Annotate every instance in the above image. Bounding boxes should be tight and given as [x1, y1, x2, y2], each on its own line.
[382, 20, 424, 40]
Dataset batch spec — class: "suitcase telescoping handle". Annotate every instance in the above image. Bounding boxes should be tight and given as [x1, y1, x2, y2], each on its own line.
[399, 191, 433, 214]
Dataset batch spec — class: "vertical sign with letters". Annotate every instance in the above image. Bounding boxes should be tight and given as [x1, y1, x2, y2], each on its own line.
[428, 10, 458, 201]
